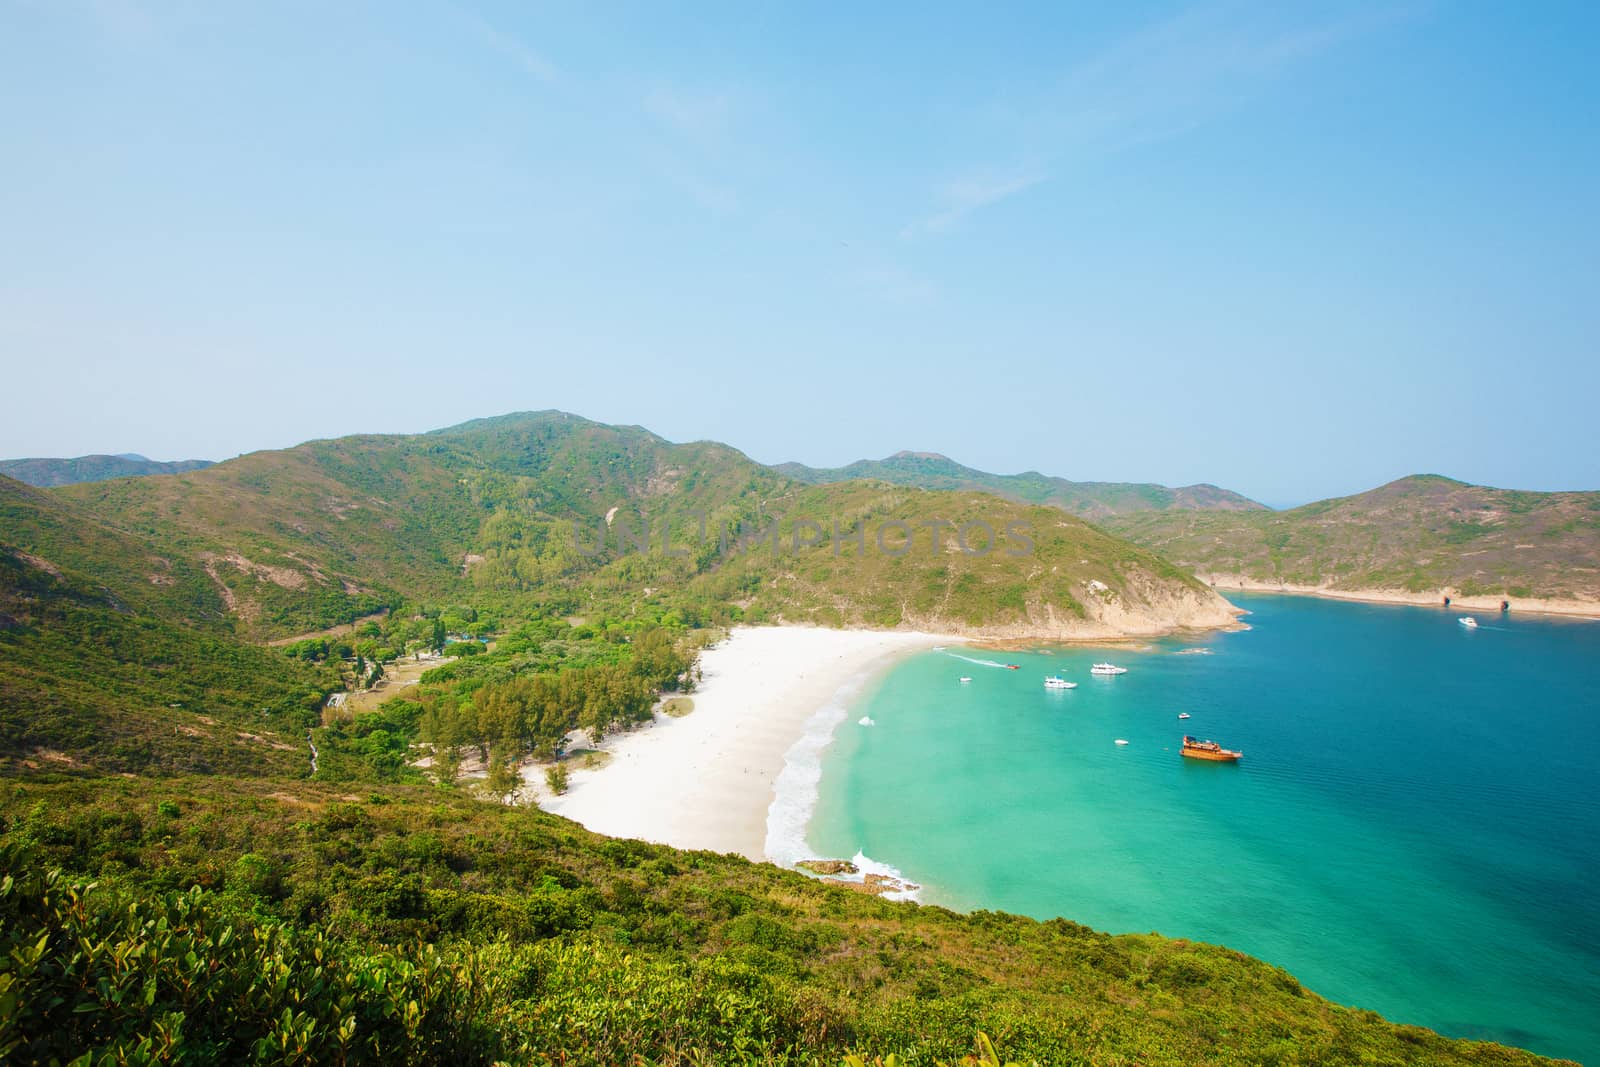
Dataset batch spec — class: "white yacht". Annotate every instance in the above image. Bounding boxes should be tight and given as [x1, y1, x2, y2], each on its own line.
[959, 676, 972, 683]
[1090, 663, 1128, 675]
[1044, 676, 1077, 690]
[1459, 616, 1478, 629]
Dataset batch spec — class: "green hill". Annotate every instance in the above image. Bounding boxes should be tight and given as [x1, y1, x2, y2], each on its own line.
[776, 451, 1264, 519]
[3, 412, 1234, 773]
[1101, 475, 1600, 608]
[38, 412, 1232, 641]
[0, 453, 214, 487]
[0, 419, 1572, 1063]
[0, 476, 335, 776]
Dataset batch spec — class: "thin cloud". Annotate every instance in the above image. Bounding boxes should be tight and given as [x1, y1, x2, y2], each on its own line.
[903, 2, 1414, 237]
[467, 12, 558, 83]
[643, 84, 746, 212]
[902, 170, 1046, 237]
[644, 86, 736, 143]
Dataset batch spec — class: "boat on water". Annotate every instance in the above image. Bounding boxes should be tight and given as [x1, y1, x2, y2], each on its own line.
[1459, 616, 1478, 629]
[1181, 735, 1242, 762]
[1178, 712, 1191, 720]
[958, 676, 972, 683]
[1005, 664, 1021, 670]
[1090, 663, 1127, 675]
[1044, 676, 1077, 690]
[1114, 739, 1129, 746]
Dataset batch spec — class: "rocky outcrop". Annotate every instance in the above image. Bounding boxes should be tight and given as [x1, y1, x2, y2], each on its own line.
[797, 859, 858, 876]
[898, 574, 1243, 642]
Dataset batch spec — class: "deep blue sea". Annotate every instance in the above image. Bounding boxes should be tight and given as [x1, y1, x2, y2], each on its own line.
[809, 594, 1600, 1062]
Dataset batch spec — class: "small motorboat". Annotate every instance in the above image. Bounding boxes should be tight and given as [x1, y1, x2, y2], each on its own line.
[1005, 664, 1021, 670]
[1044, 676, 1077, 690]
[1459, 616, 1478, 629]
[1178, 712, 1191, 720]
[959, 676, 972, 683]
[1114, 739, 1129, 746]
[1090, 663, 1127, 675]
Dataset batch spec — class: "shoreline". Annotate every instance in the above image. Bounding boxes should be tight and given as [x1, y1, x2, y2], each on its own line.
[1201, 575, 1600, 621]
[533, 626, 953, 862]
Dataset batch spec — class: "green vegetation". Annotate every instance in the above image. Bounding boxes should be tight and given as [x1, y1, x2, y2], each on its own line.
[417, 624, 692, 771]
[0, 777, 1566, 1065]
[776, 451, 1265, 520]
[9, 413, 1231, 651]
[0, 415, 1575, 1062]
[0, 532, 335, 777]
[1103, 475, 1600, 602]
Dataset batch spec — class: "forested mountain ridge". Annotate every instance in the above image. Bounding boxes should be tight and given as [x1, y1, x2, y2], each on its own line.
[30, 411, 1234, 641]
[776, 451, 1265, 519]
[0, 453, 214, 487]
[1102, 475, 1600, 610]
[2, 411, 1235, 773]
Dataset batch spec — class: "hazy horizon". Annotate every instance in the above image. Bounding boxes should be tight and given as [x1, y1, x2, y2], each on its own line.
[3, 2, 1596, 505]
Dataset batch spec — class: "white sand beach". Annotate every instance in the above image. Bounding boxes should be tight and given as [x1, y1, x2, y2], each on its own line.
[536, 626, 951, 862]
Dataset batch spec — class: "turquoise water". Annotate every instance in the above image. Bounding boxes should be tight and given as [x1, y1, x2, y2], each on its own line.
[809, 594, 1600, 1062]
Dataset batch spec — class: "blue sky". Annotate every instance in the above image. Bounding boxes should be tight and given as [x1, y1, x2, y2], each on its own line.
[1, 1, 1596, 506]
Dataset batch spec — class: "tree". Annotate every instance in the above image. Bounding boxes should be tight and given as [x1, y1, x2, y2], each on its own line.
[486, 752, 520, 803]
[545, 762, 569, 795]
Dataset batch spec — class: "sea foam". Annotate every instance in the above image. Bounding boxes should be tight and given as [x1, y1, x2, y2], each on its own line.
[764, 670, 869, 869]
[765, 663, 928, 904]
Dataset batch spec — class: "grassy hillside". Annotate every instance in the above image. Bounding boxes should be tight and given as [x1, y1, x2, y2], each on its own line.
[0, 478, 336, 776]
[0, 453, 214, 486]
[666, 482, 1235, 636]
[35, 412, 1230, 641]
[1103, 475, 1600, 604]
[776, 452, 1264, 520]
[0, 775, 1566, 1066]
[0, 430, 1570, 1062]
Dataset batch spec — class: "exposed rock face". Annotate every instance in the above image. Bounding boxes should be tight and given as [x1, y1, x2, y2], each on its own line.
[803, 859, 921, 897]
[900, 576, 1242, 641]
[821, 872, 922, 897]
[797, 859, 858, 876]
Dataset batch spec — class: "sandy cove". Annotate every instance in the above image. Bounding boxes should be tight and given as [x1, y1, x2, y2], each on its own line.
[534, 626, 954, 862]
[1201, 574, 1600, 620]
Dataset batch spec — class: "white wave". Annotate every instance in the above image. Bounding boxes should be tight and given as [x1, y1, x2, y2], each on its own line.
[858, 716, 875, 726]
[848, 850, 923, 903]
[765, 652, 930, 904]
[765, 669, 873, 869]
[945, 652, 1009, 669]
